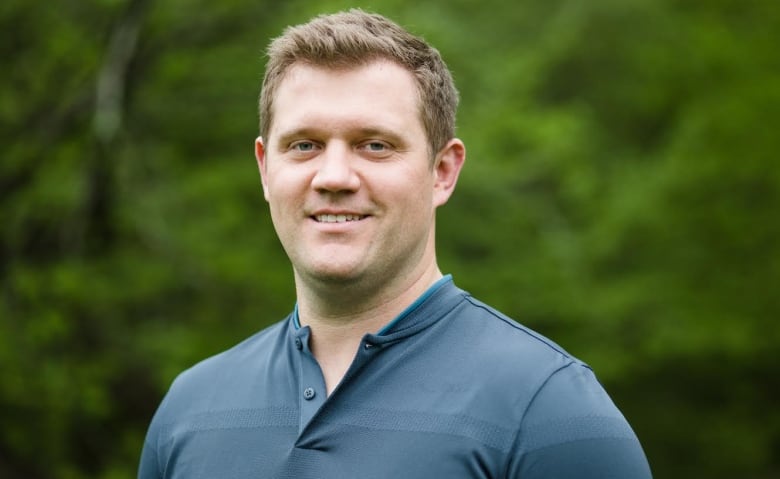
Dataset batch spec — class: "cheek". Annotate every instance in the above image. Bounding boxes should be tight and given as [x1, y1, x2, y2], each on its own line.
[265, 179, 301, 229]
[265, 169, 305, 202]
[390, 175, 435, 221]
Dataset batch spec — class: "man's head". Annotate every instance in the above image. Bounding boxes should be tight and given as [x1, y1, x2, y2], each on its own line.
[255, 11, 465, 299]
[259, 9, 459, 156]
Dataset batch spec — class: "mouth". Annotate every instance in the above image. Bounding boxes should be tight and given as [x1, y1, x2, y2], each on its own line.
[312, 214, 368, 223]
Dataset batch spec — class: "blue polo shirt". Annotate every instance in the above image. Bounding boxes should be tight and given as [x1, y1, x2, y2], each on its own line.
[138, 276, 651, 478]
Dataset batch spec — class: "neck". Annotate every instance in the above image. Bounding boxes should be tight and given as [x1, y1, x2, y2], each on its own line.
[294, 264, 443, 394]
[296, 265, 442, 336]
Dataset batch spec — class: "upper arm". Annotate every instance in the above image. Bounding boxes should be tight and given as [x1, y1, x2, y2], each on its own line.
[138, 436, 161, 479]
[506, 363, 652, 478]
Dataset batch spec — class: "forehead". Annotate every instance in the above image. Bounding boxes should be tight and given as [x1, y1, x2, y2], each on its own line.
[269, 60, 424, 140]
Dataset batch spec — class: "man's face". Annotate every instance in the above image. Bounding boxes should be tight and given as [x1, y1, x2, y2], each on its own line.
[256, 60, 461, 292]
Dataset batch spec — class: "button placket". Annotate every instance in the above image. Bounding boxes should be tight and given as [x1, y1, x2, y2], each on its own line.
[294, 328, 327, 433]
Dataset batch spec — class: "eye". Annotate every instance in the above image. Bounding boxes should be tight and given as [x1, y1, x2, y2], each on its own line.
[291, 141, 317, 152]
[358, 140, 393, 157]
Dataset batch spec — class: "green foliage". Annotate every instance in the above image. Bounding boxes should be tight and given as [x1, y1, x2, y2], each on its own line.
[2, 0, 778, 477]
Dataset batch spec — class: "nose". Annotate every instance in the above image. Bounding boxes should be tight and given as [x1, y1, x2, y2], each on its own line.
[311, 142, 361, 193]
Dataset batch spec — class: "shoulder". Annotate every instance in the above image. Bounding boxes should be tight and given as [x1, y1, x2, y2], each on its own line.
[449, 292, 631, 416]
[447, 295, 652, 477]
[181, 319, 286, 380]
[445, 292, 585, 375]
[419, 291, 596, 423]
[154, 318, 290, 420]
[138, 318, 295, 478]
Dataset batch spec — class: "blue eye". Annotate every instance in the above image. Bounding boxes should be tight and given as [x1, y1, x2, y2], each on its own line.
[293, 142, 315, 151]
[361, 141, 392, 153]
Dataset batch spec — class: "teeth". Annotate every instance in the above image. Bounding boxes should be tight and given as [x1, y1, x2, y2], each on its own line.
[315, 214, 364, 223]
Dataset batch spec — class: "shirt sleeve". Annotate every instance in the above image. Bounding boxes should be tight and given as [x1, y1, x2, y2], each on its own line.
[137, 436, 161, 479]
[506, 362, 652, 478]
[137, 391, 170, 479]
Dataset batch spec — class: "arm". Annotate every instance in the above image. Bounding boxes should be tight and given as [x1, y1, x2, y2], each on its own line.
[137, 436, 161, 479]
[506, 363, 652, 478]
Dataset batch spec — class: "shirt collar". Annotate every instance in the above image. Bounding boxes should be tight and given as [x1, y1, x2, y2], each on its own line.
[376, 274, 452, 335]
[291, 274, 458, 333]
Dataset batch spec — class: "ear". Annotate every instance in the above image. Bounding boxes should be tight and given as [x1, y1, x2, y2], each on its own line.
[432, 138, 466, 208]
[254, 136, 270, 201]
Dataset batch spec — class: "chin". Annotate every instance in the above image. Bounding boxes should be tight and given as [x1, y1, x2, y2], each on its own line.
[301, 264, 365, 286]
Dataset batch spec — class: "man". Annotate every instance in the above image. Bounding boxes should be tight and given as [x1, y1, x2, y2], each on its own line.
[139, 9, 652, 478]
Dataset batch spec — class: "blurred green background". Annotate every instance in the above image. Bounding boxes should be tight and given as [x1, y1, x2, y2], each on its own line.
[2, 0, 778, 477]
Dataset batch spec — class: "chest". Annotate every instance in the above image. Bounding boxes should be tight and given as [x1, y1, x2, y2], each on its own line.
[162, 407, 510, 479]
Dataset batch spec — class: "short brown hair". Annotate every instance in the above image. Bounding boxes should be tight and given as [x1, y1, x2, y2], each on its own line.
[259, 9, 459, 155]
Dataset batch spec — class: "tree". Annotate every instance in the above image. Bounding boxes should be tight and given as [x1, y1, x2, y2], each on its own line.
[2, 0, 778, 477]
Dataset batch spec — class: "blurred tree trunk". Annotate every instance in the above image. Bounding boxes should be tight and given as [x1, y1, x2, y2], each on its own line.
[84, 0, 150, 255]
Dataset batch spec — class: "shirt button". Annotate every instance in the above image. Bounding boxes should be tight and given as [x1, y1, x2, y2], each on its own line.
[294, 338, 302, 350]
[303, 387, 316, 400]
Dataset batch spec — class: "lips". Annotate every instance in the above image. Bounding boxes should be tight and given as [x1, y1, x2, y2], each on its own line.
[313, 214, 367, 223]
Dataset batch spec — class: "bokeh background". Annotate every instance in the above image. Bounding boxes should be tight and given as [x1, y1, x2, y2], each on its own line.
[2, 0, 779, 477]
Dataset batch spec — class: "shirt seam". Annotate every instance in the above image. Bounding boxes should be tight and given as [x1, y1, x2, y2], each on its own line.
[501, 361, 579, 477]
[462, 295, 578, 361]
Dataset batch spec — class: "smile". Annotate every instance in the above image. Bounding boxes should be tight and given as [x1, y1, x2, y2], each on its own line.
[313, 214, 366, 223]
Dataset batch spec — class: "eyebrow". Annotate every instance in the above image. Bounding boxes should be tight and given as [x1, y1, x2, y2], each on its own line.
[274, 128, 321, 148]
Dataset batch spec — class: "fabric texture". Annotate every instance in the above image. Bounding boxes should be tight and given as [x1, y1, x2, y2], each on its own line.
[138, 276, 652, 478]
